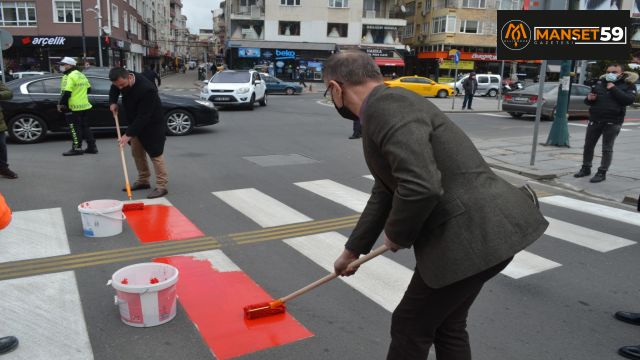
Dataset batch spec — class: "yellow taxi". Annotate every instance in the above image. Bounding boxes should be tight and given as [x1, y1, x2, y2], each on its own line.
[384, 76, 455, 98]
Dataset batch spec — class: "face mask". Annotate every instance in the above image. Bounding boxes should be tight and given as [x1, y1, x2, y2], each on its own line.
[327, 84, 359, 121]
[605, 72, 619, 82]
[59, 65, 67, 72]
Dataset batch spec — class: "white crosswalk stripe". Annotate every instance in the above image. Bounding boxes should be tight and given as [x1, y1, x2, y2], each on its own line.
[501, 251, 562, 279]
[544, 216, 636, 252]
[294, 179, 369, 212]
[540, 195, 640, 227]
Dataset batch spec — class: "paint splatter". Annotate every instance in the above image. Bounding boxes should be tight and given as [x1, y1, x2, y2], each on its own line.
[150, 277, 159, 284]
[120, 278, 129, 285]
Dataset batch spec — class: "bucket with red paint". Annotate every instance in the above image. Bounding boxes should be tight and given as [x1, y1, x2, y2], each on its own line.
[109, 263, 179, 327]
[78, 199, 125, 237]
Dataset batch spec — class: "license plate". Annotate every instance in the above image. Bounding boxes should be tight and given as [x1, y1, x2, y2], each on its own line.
[514, 97, 529, 102]
[213, 97, 230, 101]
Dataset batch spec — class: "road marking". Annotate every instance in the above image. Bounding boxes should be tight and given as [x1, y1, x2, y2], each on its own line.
[545, 217, 636, 252]
[125, 204, 205, 243]
[295, 179, 369, 212]
[213, 188, 312, 227]
[478, 113, 512, 117]
[501, 251, 562, 279]
[0, 271, 94, 359]
[0, 208, 69, 263]
[540, 195, 640, 227]
[284, 232, 413, 312]
[363, 175, 374, 180]
[568, 123, 631, 131]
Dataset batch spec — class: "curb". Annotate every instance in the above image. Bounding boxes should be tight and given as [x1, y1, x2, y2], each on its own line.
[485, 159, 558, 180]
[622, 195, 639, 207]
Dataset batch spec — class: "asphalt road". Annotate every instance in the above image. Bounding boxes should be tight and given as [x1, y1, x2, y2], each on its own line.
[1, 92, 639, 360]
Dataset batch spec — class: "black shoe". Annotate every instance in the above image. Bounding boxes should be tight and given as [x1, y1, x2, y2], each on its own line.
[349, 134, 361, 139]
[0, 167, 18, 179]
[63, 148, 84, 156]
[615, 311, 640, 326]
[0, 336, 18, 355]
[619, 345, 640, 360]
[468, 108, 474, 110]
[147, 188, 168, 199]
[590, 171, 606, 183]
[574, 166, 591, 178]
[122, 182, 151, 192]
[84, 144, 98, 154]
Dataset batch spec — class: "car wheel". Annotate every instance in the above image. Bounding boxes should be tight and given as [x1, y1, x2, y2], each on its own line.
[8, 114, 48, 144]
[508, 112, 523, 118]
[487, 89, 498, 97]
[259, 93, 267, 106]
[286, 87, 295, 95]
[247, 94, 255, 110]
[437, 90, 448, 98]
[165, 109, 194, 136]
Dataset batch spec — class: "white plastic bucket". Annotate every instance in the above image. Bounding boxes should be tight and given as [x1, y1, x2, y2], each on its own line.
[78, 199, 125, 237]
[109, 263, 179, 327]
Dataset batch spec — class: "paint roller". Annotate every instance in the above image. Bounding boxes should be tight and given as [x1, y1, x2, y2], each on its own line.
[244, 244, 389, 320]
[113, 112, 144, 211]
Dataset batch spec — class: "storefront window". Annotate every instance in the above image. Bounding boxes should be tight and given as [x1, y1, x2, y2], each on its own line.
[0, 2, 36, 26]
[55, 0, 81, 23]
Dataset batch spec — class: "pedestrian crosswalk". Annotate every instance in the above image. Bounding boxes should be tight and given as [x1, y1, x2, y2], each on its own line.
[1, 175, 639, 359]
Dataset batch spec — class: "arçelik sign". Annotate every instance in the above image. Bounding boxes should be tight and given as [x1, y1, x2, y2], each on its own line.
[21, 36, 67, 46]
[497, 11, 630, 60]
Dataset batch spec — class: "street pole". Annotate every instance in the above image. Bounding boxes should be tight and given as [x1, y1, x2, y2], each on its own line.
[0, 48, 5, 83]
[96, 0, 103, 67]
[498, 60, 505, 111]
[451, 61, 458, 110]
[81, 0, 87, 62]
[545, 60, 571, 147]
[578, 60, 588, 85]
[530, 59, 547, 166]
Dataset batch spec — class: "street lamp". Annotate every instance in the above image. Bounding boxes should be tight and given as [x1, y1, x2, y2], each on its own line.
[86, 0, 110, 67]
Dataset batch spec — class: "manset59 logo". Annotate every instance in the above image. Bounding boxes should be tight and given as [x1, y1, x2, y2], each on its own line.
[501, 20, 532, 50]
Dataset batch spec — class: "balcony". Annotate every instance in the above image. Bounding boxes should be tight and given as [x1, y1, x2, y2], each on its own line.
[230, 1, 264, 19]
[361, 3, 407, 28]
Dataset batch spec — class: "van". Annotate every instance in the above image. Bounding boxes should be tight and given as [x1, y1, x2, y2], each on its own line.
[449, 74, 501, 97]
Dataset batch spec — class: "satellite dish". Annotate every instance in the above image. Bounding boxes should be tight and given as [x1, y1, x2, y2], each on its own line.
[0, 29, 12, 51]
[400, 4, 407, 12]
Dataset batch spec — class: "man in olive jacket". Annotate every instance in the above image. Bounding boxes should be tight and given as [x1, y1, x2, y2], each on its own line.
[328, 51, 548, 360]
[0, 81, 16, 179]
[109, 67, 168, 199]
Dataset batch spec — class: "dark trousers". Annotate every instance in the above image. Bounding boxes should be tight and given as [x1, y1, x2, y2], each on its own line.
[0, 132, 7, 168]
[387, 257, 512, 360]
[462, 94, 474, 109]
[581, 121, 622, 172]
[65, 110, 95, 149]
[299, 79, 307, 88]
[353, 119, 362, 136]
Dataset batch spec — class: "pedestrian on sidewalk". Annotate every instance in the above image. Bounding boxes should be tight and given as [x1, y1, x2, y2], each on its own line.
[109, 67, 169, 199]
[574, 63, 637, 183]
[349, 119, 361, 139]
[142, 65, 161, 88]
[57, 57, 97, 156]
[462, 72, 478, 110]
[0, 81, 17, 179]
[325, 51, 548, 360]
[298, 70, 307, 88]
[0, 192, 19, 356]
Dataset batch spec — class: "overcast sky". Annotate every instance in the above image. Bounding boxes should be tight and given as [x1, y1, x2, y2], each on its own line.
[182, 0, 223, 34]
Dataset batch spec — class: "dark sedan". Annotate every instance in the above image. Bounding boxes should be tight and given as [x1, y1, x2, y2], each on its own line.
[260, 73, 303, 95]
[2, 74, 219, 144]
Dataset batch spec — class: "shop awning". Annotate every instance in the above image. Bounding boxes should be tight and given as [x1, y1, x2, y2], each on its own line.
[374, 58, 405, 67]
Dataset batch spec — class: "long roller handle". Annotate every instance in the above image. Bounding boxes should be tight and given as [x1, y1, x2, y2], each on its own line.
[278, 244, 389, 304]
[113, 113, 132, 200]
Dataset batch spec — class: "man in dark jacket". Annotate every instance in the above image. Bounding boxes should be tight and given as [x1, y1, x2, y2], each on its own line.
[109, 67, 168, 199]
[327, 51, 547, 360]
[461, 72, 478, 110]
[141, 66, 161, 87]
[0, 81, 16, 179]
[574, 64, 637, 183]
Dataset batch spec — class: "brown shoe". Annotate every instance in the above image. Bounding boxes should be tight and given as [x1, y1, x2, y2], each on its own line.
[123, 182, 151, 192]
[0, 167, 18, 179]
[147, 188, 168, 199]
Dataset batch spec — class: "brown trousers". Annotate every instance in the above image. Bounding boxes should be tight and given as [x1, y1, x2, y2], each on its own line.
[130, 137, 168, 190]
[387, 257, 513, 360]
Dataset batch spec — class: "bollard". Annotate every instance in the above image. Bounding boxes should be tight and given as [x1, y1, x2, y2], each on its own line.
[309, 83, 313, 92]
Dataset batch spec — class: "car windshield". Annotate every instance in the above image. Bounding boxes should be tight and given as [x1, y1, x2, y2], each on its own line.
[212, 72, 250, 83]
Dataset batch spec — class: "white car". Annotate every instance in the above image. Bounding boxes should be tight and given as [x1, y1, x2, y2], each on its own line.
[200, 70, 267, 110]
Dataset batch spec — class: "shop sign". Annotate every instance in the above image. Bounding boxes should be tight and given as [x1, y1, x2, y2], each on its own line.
[275, 49, 296, 59]
[21, 36, 67, 46]
[364, 25, 397, 30]
[468, 53, 497, 61]
[440, 60, 474, 70]
[364, 48, 395, 58]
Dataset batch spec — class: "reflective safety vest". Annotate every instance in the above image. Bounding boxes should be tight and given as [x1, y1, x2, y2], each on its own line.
[61, 69, 92, 111]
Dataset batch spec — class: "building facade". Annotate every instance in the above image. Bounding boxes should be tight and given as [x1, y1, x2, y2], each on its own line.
[222, 0, 407, 80]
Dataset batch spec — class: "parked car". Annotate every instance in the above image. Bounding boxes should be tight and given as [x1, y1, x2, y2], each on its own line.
[448, 74, 502, 97]
[502, 82, 592, 119]
[200, 70, 267, 110]
[1, 74, 219, 144]
[259, 73, 303, 95]
[6, 71, 47, 82]
[384, 76, 454, 98]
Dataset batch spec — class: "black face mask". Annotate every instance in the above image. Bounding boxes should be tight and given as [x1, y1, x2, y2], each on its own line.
[326, 83, 359, 121]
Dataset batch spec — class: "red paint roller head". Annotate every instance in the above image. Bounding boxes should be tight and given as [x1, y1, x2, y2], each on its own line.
[243, 300, 286, 320]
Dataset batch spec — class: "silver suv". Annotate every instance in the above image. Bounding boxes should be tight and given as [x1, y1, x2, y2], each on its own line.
[449, 74, 502, 97]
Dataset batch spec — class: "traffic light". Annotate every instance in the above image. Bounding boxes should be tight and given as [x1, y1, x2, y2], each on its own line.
[102, 36, 110, 48]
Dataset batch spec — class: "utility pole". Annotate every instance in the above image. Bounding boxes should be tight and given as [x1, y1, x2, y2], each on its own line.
[81, 0, 87, 62]
[86, 0, 103, 67]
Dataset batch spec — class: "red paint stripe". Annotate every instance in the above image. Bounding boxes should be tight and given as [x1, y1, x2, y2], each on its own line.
[125, 205, 204, 243]
[155, 255, 313, 360]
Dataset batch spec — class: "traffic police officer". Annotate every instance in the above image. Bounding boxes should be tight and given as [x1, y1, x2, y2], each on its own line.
[57, 57, 97, 156]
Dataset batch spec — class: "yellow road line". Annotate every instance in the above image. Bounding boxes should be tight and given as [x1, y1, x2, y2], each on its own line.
[229, 214, 359, 239]
[232, 218, 358, 243]
[233, 220, 358, 245]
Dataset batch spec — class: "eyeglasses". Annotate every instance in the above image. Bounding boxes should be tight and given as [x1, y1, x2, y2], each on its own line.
[324, 81, 345, 98]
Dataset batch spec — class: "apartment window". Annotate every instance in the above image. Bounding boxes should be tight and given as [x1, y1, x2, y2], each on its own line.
[55, 0, 81, 23]
[404, 22, 414, 37]
[432, 16, 456, 33]
[460, 20, 479, 33]
[462, 0, 485, 7]
[0, 2, 36, 26]
[281, 0, 300, 5]
[422, 22, 429, 34]
[329, 0, 348, 7]
[279, 21, 300, 35]
[111, 4, 119, 27]
[495, 0, 521, 9]
[124, 10, 128, 31]
[405, 1, 416, 16]
[327, 23, 348, 37]
[434, 0, 457, 8]
[425, 0, 432, 9]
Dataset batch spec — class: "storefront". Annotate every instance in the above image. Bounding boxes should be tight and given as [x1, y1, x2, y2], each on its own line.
[226, 40, 337, 81]
[3, 35, 106, 73]
[361, 47, 405, 78]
